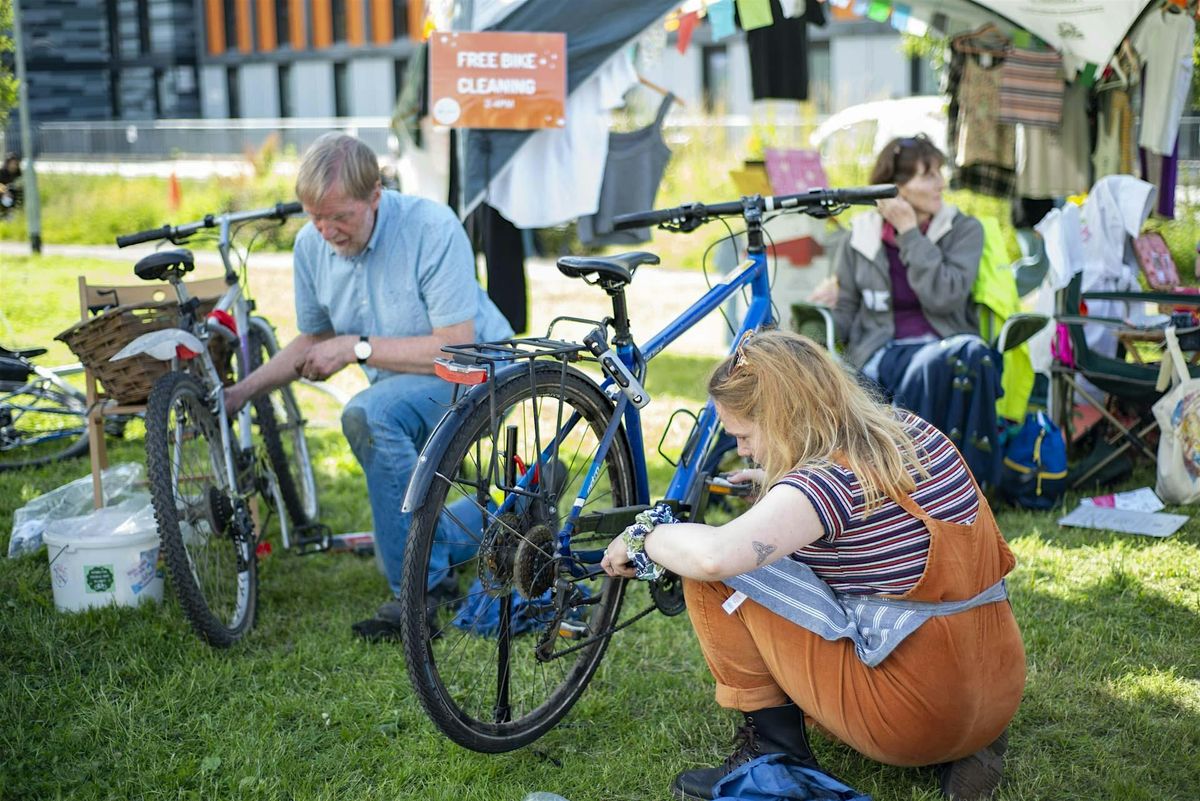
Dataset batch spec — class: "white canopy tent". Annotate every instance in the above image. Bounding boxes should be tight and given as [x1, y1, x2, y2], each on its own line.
[900, 0, 1158, 75]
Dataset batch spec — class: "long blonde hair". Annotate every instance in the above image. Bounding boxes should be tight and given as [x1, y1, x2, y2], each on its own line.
[708, 330, 927, 514]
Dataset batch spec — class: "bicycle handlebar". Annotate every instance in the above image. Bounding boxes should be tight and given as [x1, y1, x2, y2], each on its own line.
[115, 201, 305, 248]
[611, 184, 898, 231]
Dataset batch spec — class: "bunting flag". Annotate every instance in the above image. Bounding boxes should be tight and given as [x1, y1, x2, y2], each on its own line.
[866, 0, 890, 22]
[851, 0, 868, 16]
[905, 14, 927, 35]
[736, 0, 774, 30]
[677, 10, 699, 53]
[827, 0, 851, 6]
[1011, 29, 1032, 47]
[889, 3, 909, 31]
[708, 0, 737, 39]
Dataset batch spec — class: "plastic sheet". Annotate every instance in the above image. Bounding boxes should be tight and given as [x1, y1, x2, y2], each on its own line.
[8, 463, 149, 558]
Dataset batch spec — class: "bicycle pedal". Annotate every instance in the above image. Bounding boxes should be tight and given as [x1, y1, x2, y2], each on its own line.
[292, 523, 332, 555]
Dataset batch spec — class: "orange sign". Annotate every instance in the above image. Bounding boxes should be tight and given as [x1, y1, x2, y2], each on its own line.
[428, 31, 566, 130]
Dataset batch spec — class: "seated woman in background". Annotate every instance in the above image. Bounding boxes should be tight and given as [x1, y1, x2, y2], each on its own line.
[829, 135, 983, 396]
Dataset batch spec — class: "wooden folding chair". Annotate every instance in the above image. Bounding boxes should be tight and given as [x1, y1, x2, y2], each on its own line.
[76, 275, 227, 508]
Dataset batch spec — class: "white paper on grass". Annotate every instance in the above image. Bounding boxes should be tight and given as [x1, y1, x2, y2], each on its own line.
[1058, 504, 1189, 538]
[1080, 487, 1165, 513]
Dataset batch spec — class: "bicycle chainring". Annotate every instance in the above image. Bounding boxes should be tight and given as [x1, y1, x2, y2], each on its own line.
[650, 570, 687, 616]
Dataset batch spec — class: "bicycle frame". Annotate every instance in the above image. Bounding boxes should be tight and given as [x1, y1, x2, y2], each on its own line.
[463, 237, 773, 577]
[111, 209, 295, 543]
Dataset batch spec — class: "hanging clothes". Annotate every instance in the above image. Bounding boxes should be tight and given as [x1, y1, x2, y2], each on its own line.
[1130, 8, 1195, 156]
[997, 46, 1065, 128]
[946, 46, 1016, 199]
[578, 93, 675, 247]
[1140, 137, 1181, 220]
[1092, 88, 1136, 179]
[481, 50, 638, 228]
[744, 0, 826, 101]
[466, 204, 528, 334]
[1014, 81, 1090, 199]
[956, 57, 1016, 170]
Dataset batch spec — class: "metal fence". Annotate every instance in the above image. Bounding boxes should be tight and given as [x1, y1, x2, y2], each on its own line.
[2, 115, 1198, 180]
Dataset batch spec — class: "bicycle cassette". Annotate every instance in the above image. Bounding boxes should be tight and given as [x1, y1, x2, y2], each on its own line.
[514, 524, 556, 599]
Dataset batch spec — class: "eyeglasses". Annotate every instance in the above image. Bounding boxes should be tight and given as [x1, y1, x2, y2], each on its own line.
[733, 330, 755, 372]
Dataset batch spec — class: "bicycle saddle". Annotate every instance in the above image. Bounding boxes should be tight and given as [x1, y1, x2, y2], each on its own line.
[0, 344, 46, 359]
[135, 248, 195, 281]
[556, 252, 660, 287]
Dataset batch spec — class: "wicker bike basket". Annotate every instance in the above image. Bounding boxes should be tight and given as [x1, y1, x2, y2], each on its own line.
[56, 297, 226, 406]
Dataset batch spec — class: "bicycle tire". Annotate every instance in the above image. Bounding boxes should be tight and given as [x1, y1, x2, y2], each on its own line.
[400, 363, 636, 752]
[146, 371, 257, 647]
[246, 321, 319, 525]
[0, 378, 89, 470]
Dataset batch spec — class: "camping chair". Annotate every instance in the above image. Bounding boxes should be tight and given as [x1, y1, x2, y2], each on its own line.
[1050, 272, 1200, 488]
[65, 275, 227, 508]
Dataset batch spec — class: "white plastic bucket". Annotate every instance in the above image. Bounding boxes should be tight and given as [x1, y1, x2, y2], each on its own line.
[44, 517, 163, 612]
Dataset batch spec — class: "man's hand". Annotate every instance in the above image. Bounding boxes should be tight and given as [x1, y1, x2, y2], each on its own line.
[296, 335, 355, 381]
[223, 383, 249, 415]
[877, 196, 918, 234]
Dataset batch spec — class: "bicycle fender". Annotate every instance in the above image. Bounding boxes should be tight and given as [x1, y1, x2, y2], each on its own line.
[401, 361, 532, 513]
[110, 328, 205, 362]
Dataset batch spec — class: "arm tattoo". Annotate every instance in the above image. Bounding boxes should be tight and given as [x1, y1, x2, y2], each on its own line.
[752, 541, 777, 566]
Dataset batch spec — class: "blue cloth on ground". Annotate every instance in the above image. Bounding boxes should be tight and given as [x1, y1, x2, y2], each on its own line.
[712, 754, 873, 801]
[452, 578, 589, 636]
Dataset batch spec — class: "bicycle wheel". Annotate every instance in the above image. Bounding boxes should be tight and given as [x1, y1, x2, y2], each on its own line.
[400, 362, 636, 752]
[146, 371, 257, 647]
[246, 321, 318, 525]
[0, 377, 89, 470]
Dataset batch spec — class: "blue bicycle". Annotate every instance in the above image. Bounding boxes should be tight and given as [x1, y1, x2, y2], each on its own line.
[398, 184, 896, 752]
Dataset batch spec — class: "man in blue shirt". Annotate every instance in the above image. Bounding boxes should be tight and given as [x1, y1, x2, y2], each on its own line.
[225, 132, 513, 640]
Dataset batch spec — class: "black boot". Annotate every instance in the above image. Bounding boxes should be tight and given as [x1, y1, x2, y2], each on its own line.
[671, 704, 819, 801]
[939, 729, 1008, 801]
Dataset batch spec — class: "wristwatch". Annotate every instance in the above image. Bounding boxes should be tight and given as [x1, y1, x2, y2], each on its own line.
[354, 335, 372, 365]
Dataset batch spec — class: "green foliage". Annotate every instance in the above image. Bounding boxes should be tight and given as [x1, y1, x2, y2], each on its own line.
[2, 249, 1200, 801]
[0, 0, 16, 127]
[0, 171, 303, 250]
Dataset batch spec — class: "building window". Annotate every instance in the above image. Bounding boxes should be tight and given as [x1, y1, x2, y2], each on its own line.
[333, 61, 349, 117]
[278, 63, 293, 117]
[393, 0, 408, 39]
[226, 65, 241, 118]
[275, 0, 292, 48]
[223, 0, 238, 53]
[808, 40, 832, 115]
[332, 0, 348, 42]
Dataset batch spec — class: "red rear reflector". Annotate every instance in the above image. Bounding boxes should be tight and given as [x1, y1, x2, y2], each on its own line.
[176, 345, 199, 360]
[434, 357, 489, 385]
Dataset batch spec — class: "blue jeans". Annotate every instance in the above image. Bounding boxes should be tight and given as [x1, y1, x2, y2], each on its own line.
[340, 373, 480, 596]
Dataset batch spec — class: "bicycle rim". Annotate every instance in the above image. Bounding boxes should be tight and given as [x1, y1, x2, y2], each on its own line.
[146, 372, 256, 647]
[0, 379, 89, 470]
[249, 327, 319, 525]
[400, 364, 635, 752]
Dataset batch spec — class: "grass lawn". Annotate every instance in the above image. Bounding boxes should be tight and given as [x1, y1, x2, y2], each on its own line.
[2, 253, 1198, 801]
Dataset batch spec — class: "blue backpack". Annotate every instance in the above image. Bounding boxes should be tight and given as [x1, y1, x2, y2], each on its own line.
[1000, 411, 1067, 509]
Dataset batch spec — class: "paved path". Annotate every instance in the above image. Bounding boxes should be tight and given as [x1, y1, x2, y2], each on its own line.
[2, 241, 734, 358]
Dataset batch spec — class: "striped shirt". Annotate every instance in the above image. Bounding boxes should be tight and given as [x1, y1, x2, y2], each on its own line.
[776, 413, 979, 596]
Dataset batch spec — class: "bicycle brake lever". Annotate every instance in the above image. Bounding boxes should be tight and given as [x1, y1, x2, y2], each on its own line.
[582, 329, 650, 409]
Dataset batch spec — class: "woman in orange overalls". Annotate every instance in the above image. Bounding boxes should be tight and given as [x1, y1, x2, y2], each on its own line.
[602, 330, 1025, 801]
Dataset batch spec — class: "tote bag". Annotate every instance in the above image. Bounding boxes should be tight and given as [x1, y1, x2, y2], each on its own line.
[1153, 327, 1200, 504]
